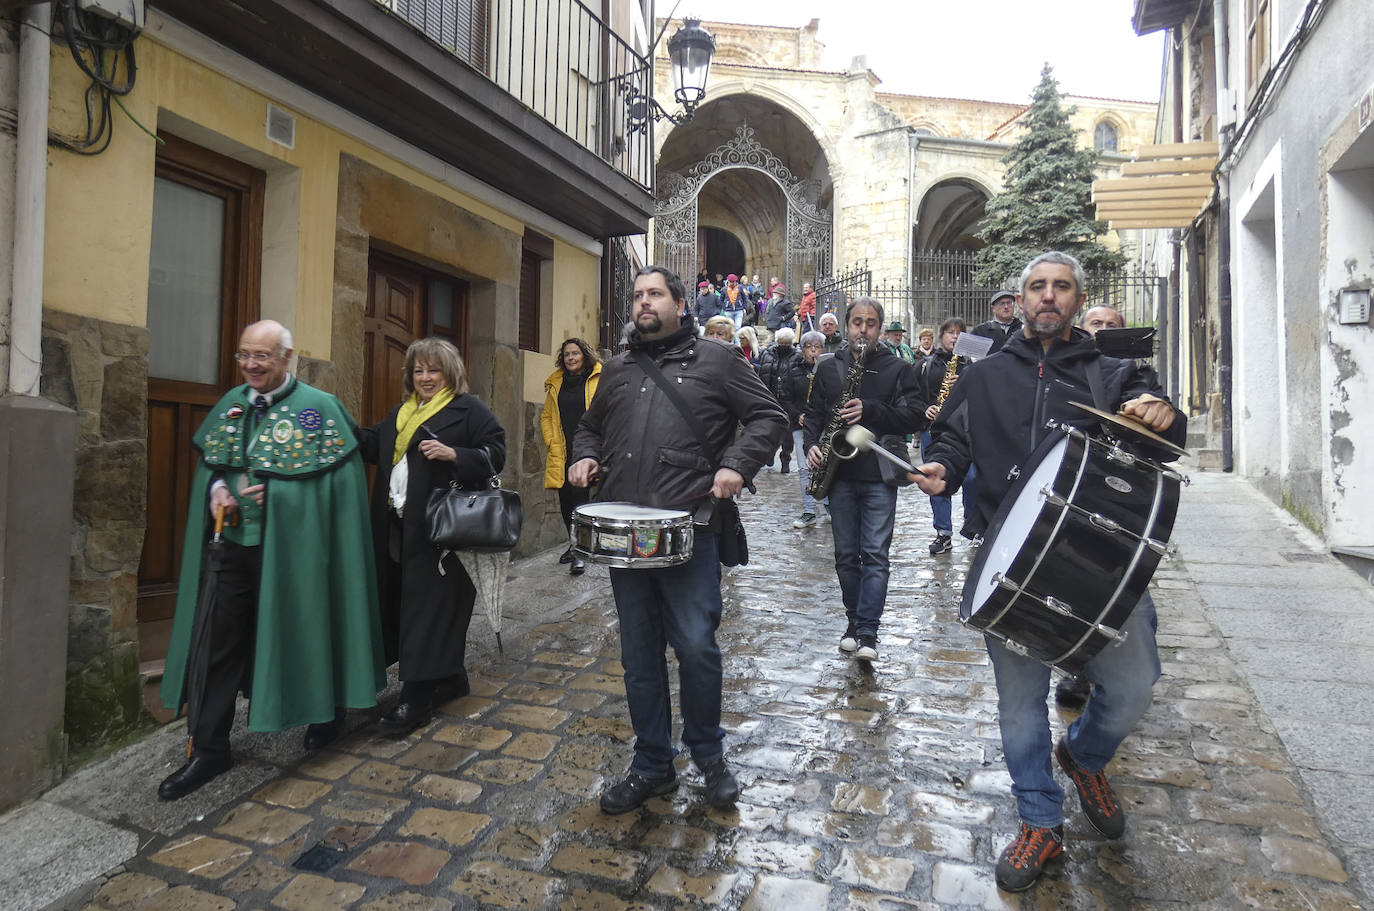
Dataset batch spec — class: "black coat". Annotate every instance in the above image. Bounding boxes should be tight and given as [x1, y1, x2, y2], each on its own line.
[764, 295, 797, 330]
[357, 395, 506, 681]
[972, 317, 1023, 354]
[802, 343, 922, 484]
[571, 326, 786, 513]
[925, 329, 1186, 537]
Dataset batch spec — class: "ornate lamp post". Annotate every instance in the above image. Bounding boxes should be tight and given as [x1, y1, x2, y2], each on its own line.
[626, 17, 716, 133]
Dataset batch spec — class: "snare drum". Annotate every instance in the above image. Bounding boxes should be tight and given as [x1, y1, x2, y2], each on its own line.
[571, 502, 694, 569]
[960, 424, 1183, 674]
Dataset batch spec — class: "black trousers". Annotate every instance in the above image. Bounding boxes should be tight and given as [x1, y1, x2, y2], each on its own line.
[558, 475, 590, 531]
[189, 540, 261, 760]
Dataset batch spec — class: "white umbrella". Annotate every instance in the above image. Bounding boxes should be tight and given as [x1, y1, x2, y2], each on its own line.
[456, 550, 510, 653]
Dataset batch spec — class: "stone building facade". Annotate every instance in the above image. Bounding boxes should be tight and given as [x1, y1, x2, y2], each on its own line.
[652, 19, 1158, 299]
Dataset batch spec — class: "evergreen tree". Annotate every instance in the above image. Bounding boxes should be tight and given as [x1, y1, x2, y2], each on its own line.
[974, 65, 1125, 287]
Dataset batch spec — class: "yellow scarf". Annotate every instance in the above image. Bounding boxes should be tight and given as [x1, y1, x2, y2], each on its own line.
[393, 387, 455, 465]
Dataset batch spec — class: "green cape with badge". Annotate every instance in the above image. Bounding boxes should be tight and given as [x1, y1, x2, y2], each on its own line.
[160, 378, 386, 731]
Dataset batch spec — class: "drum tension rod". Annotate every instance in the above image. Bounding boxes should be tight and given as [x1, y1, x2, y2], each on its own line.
[1038, 486, 1177, 559]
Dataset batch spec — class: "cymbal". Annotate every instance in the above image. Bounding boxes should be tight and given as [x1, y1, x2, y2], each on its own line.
[1068, 401, 1187, 458]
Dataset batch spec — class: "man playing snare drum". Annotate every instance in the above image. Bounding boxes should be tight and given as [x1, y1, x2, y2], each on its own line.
[568, 266, 786, 815]
[912, 251, 1187, 892]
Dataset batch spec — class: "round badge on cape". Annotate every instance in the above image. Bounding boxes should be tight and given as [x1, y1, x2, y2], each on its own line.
[272, 419, 294, 445]
[299, 408, 323, 431]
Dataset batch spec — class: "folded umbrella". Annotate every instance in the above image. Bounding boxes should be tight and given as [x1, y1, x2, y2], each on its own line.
[183, 505, 227, 757]
[456, 550, 510, 654]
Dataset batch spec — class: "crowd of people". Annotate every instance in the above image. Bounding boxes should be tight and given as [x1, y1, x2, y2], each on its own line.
[158, 252, 1176, 896]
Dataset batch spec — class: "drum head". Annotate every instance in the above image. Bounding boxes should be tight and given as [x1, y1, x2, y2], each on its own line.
[962, 433, 1071, 620]
[575, 502, 690, 521]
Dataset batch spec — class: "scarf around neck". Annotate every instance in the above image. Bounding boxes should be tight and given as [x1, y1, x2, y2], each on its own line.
[393, 387, 455, 465]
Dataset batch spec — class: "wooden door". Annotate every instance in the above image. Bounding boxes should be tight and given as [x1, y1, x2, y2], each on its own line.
[138, 134, 263, 663]
[364, 251, 470, 427]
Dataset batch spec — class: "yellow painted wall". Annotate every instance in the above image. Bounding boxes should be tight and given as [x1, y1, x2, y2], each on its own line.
[43, 36, 599, 366]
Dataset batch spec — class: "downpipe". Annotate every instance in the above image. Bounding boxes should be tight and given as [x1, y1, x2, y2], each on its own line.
[10, 1, 52, 397]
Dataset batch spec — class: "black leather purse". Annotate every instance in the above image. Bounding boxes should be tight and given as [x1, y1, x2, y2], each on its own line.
[426, 447, 523, 553]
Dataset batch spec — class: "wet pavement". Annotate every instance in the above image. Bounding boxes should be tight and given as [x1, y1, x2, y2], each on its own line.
[8, 462, 1373, 910]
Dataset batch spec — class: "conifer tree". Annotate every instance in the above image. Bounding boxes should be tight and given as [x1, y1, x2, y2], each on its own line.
[974, 65, 1125, 287]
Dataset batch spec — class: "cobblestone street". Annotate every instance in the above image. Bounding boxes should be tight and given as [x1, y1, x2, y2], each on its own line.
[12, 465, 1372, 910]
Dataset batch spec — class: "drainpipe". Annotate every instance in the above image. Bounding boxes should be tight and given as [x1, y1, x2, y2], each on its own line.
[10, 2, 52, 397]
[1213, 0, 1234, 471]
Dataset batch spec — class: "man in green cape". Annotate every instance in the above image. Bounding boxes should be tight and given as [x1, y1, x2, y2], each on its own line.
[158, 320, 384, 800]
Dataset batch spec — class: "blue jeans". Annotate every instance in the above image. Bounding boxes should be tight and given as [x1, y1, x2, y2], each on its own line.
[985, 592, 1161, 828]
[922, 431, 977, 535]
[609, 531, 725, 778]
[827, 479, 898, 637]
[724, 309, 744, 330]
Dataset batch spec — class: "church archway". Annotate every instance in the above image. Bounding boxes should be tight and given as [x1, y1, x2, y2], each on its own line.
[914, 178, 993, 252]
[653, 94, 832, 293]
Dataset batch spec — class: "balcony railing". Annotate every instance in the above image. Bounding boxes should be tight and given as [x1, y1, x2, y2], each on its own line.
[376, 0, 654, 191]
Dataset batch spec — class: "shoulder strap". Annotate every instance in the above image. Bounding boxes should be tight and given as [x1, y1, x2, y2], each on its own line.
[631, 353, 712, 456]
[1085, 354, 1109, 412]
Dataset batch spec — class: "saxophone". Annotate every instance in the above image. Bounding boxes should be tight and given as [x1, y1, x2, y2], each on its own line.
[931, 354, 963, 417]
[807, 338, 869, 499]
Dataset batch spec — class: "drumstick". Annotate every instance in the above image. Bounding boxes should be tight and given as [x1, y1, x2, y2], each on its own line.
[843, 426, 929, 477]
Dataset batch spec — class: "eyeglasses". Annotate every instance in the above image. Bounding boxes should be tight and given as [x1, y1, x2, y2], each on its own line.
[234, 351, 279, 364]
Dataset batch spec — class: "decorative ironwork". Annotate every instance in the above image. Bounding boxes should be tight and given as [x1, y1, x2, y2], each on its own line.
[605, 237, 634, 351]
[812, 261, 872, 317]
[653, 123, 831, 297]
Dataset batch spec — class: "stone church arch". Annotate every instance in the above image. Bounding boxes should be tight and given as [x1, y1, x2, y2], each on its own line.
[654, 94, 833, 294]
[914, 177, 994, 252]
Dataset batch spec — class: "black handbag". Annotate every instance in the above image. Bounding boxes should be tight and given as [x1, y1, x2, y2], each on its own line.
[877, 434, 915, 488]
[426, 448, 523, 553]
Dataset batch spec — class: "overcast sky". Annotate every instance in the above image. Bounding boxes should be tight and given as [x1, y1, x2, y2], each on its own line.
[672, 0, 1166, 105]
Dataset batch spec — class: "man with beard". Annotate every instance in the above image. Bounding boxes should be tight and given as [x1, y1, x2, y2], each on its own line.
[569, 266, 785, 816]
[912, 252, 1186, 892]
[804, 298, 922, 662]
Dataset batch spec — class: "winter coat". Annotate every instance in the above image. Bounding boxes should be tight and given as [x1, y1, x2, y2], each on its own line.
[540, 362, 602, 488]
[757, 344, 805, 423]
[925, 328, 1186, 537]
[570, 327, 786, 514]
[778, 353, 819, 431]
[916, 348, 967, 429]
[802, 342, 922, 484]
[972, 317, 1024, 354]
[764, 295, 797, 331]
[694, 291, 722, 322]
[357, 394, 506, 678]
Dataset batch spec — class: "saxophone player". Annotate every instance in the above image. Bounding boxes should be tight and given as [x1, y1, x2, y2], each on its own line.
[917, 317, 978, 555]
[803, 298, 922, 662]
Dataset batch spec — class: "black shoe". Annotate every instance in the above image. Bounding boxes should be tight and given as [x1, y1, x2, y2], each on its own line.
[158, 754, 232, 801]
[434, 674, 471, 702]
[598, 771, 677, 815]
[559, 547, 574, 564]
[303, 708, 346, 751]
[570, 556, 586, 576]
[377, 700, 433, 737]
[839, 622, 859, 653]
[780, 461, 790, 474]
[1054, 676, 1092, 711]
[700, 759, 740, 809]
[929, 534, 953, 555]
[1056, 736, 1126, 839]
[855, 634, 878, 662]
[995, 822, 1064, 892]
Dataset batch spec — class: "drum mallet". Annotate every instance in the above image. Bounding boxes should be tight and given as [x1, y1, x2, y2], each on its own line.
[843, 426, 929, 478]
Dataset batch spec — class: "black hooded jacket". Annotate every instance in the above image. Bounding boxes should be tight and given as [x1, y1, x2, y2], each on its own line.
[925, 328, 1186, 537]
[802, 342, 922, 484]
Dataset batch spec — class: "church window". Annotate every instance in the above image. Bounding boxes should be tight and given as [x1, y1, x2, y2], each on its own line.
[1094, 121, 1119, 153]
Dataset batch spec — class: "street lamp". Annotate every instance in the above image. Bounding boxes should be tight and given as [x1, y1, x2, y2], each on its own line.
[624, 17, 716, 133]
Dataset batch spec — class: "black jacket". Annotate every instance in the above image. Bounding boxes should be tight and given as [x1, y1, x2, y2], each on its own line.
[758, 344, 807, 428]
[764, 295, 796, 330]
[925, 328, 1187, 537]
[802, 342, 922, 484]
[571, 326, 786, 513]
[915, 349, 962, 430]
[357, 395, 505, 676]
[972, 317, 1023, 354]
[694, 291, 721, 322]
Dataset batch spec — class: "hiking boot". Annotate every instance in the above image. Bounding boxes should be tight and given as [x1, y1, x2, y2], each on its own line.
[929, 534, 953, 555]
[1054, 676, 1092, 711]
[1056, 737, 1126, 838]
[598, 771, 677, 815]
[855, 634, 878, 661]
[700, 759, 740, 809]
[792, 512, 817, 528]
[995, 821, 1064, 892]
[839, 622, 859, 653]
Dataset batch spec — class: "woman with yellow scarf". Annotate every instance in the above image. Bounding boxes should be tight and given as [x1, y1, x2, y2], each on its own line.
[357, 337, 506, 736]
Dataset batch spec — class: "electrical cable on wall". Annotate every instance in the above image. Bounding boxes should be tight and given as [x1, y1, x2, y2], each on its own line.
[49, 0, 154, 155]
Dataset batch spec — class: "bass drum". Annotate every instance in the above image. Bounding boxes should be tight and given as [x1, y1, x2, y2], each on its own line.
[572, 502, 694, 569]
[960, 424, 1182, 674]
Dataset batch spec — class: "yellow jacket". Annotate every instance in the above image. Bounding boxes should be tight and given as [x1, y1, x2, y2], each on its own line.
[541, 362, 602, 488]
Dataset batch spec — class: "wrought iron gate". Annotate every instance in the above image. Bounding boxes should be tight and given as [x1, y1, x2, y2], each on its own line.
[653, 124, 831, 294]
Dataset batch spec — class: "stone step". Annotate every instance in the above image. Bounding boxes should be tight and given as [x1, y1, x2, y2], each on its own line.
[1189, 447, 1224, 471]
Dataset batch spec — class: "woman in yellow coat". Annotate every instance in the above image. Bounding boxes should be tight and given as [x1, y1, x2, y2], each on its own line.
[541, 337, 602, 575]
